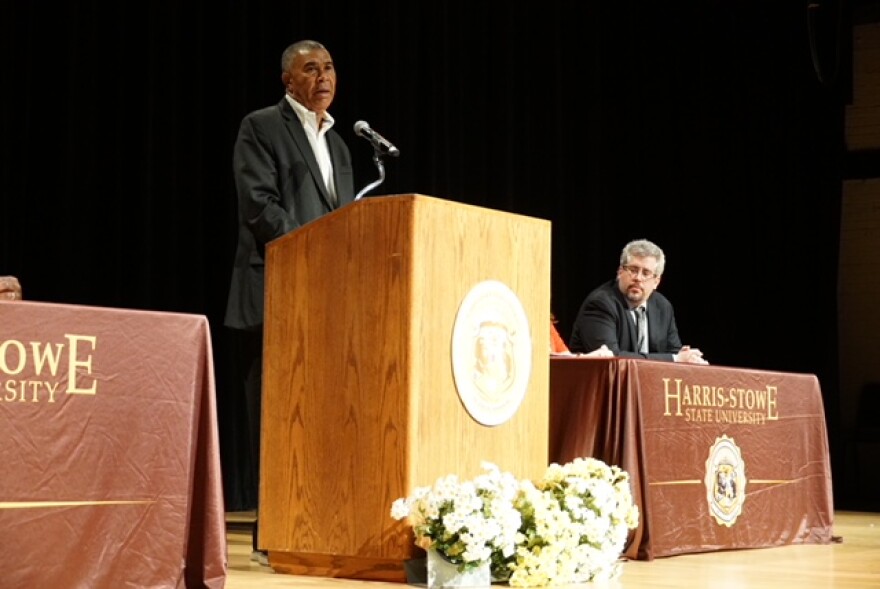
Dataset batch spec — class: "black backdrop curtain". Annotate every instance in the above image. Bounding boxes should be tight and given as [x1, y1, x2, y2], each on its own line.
[1, 2, 846, 510]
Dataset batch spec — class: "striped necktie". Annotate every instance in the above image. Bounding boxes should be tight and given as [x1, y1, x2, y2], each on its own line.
[635, 306, 648, 354]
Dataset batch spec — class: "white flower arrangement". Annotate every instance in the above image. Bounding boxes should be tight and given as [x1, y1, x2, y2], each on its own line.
[390, 457, 640, 586]
[390, 462, 523, 573]
[505, 458, 640, 586]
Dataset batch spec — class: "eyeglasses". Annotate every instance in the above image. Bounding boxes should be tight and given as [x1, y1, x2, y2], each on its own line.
[621, 265, 657, 280]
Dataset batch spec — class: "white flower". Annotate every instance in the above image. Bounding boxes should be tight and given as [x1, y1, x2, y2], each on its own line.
[505, 457, 640, 586]
[389, 457, 639, 584]
[390, 462, 523, 572]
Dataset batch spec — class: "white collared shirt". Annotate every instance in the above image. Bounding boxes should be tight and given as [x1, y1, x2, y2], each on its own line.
[285, 94, 337, 204]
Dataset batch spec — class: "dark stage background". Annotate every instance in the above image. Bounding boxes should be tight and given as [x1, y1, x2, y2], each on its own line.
[1, 3, 851, 509]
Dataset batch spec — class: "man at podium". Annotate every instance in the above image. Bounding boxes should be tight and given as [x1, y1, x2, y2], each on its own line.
[223, 39, 356, 560]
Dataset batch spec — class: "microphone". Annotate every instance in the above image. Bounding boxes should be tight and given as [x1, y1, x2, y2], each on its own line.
[353, 120, 400, 157]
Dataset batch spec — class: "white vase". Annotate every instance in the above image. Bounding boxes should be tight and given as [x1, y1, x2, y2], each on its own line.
[426, 549, 491, 588]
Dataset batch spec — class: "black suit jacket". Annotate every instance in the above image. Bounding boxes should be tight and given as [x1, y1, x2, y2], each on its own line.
[225, 98, 355, 331]
[569, 279, 683, 361]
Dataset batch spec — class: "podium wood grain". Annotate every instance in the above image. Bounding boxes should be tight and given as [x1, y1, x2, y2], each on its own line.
[262, 194, 551, 581]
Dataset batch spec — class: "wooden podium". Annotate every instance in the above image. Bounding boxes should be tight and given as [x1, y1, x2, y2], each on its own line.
[261, 194, 551, 582]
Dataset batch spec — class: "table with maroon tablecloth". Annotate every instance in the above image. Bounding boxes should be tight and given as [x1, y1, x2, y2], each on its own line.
[550, 357, 834, 560]
[0, 300, 227, 588]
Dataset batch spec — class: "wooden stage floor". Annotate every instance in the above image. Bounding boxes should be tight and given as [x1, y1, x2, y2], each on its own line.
[223, 510, 880, 588]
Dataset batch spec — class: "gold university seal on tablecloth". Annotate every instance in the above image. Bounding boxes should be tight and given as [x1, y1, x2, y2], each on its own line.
[704, 435, 747, 527]
[451, 280, 531, 426]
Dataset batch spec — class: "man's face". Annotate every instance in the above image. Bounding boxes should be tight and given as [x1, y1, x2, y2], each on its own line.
[283, 48, 336, 116]
[616, 255, 660, 307]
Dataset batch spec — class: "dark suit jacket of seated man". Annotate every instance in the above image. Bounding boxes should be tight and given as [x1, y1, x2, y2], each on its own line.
[568, 238, 707, 365]
[569, 278, 681, 361]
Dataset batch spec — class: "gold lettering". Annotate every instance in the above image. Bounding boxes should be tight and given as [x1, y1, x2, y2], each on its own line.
[766, 385, 778, 420]
[692, 384, 703, 406]
[0, 379, 63, 403]
[3, 379, 18, 401]
[682, 382, 693, 406]
[0, 340, 26, 375]
[686, 407, 713, 422]
[660, 379, 782, 424]
[701, 385, 712, 406]
[30, 341, 64, 376]
[46, 381, 59, 403]
[663, 378, 683, 416]
[0, 334, 99, 402]
[728, 388, 742, 408]
[66, 334, 97, 395]
[25, 380, 42, 402]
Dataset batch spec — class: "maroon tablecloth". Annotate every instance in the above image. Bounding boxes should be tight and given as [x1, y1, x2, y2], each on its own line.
[0, 300, 227, 588]
[550, 357, 834, 560]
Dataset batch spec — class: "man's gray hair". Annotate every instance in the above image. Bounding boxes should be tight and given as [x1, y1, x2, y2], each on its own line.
[620, 239, 666, 277]
[281, 40, 327, 72]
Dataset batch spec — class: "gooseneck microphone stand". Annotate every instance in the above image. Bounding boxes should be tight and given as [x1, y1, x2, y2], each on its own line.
[354, 149, 389, 201]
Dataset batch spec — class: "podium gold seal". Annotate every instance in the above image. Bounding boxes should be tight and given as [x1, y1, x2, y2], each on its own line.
[450, 280, 531, 426]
